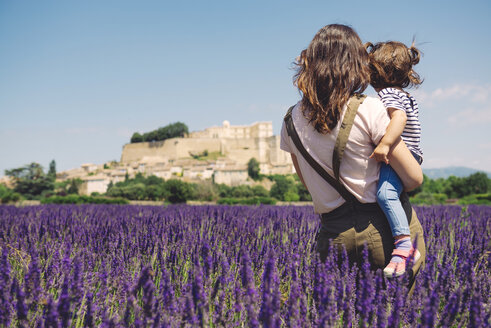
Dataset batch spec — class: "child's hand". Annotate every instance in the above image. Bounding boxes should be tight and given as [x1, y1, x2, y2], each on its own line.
[370, 144, 390, 164]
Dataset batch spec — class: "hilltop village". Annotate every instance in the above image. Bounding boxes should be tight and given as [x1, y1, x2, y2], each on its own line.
[58, 121, 294, 195]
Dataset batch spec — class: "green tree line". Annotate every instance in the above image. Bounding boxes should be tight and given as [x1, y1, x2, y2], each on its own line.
[130, 122, 189, 143]
[410, 172, 490, 205]
[2, 159, 489, 205]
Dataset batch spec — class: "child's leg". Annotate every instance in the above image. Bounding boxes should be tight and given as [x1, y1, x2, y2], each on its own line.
[376, 163, 410, 237]
[377, 163, 418, 276]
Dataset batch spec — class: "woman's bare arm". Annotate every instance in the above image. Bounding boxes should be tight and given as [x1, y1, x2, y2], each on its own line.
[293, 140, 421, 193]
[388, 138, 423, 191]
[291, 154, 308, 190]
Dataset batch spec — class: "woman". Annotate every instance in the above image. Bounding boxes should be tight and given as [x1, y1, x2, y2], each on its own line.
[280, 24, 425, 282]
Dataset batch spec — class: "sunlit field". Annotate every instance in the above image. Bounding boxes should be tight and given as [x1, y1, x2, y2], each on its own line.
[0, 204, 489, 327]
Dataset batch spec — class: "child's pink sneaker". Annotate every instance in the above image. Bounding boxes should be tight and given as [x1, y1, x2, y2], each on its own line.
[383, 247, 421, 278]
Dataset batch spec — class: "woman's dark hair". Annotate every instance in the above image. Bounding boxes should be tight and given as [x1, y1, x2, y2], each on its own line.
[294, 24, 370, 134]
[366, 41, 422, 90]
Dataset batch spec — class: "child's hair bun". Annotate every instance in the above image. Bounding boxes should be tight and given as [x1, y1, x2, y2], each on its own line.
[409, 43, 421, 66]
[364, 42, 374, 52]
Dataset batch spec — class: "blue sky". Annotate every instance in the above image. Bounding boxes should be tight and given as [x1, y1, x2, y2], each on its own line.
[1, 0, 490, 175]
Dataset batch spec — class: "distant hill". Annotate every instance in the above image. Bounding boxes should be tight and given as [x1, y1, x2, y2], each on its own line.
[423, 166, 491, 179]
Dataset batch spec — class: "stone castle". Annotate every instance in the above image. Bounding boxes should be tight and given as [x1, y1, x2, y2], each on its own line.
[58, 121, 293, 195]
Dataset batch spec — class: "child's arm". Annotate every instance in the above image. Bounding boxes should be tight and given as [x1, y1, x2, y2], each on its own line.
[370, 108, 407, 164]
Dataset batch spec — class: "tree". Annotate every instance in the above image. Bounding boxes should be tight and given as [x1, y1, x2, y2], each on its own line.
[0, 184, 21, 204]
[131, 122, 189, 144]
[163, 179, 193, 203]
[5, 162, 54, 198]
[231, 185, 254, 198]
[269, 175, 298, 201]
[247, 158, 260, 180]
[296, 182, 312, 201]
[144, 130, 158, 142]
[464, 172, 489, 195]
[48, 160, 56, 180]
[190, 181, 217, 201]
[252, 185, 269, 197]
[444, 176, 466, 198]
[131, 132, 144, 143]
[166, 122, 189, 139]
[67, 178, 83, 195]
[216, 184, 232, 198]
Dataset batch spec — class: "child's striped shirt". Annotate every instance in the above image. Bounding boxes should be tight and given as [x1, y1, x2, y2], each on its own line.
[378, 87, 423, 159]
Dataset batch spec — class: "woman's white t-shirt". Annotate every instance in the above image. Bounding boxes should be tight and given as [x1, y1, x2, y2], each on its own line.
[280, 96, 390, 214]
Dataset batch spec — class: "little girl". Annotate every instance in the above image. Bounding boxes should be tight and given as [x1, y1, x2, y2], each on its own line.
[366, 41, 423, 277]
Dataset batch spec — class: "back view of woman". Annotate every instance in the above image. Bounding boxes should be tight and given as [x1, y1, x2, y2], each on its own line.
[280, 24, 425, 282]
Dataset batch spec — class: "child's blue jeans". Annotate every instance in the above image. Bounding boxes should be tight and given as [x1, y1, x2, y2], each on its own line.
[376, 152, 422, 237]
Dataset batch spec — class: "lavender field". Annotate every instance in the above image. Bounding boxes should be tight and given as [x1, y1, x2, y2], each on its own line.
[0, 204, 489, 327]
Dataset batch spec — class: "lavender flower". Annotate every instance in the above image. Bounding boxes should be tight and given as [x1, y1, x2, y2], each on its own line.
[57, 279, 71, 328]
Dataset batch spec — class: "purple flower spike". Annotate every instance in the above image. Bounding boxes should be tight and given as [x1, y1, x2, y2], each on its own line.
[241, 248, 259, 328]
[0, 247, 11, 327]
[14, 278, 28, 322]
[44, 296, 59, 328]
[57, 279, 71, 328]
[85, 293, 94, 328]
[25, 250, 42, 309]
[192, 261, 208, 326]
[201, 242, 213, 279]
[259, 250, 281, 328]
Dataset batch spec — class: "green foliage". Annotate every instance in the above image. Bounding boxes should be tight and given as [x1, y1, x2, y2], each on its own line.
[5, 162, 54, 199]
[415, 172, 490, 199]
[410, 192, 448, 205]
[0, 184, 21, 204]
[67, 178, 83, 195]
[217, 196, 277, 205]
[283, 191, 300, 202]
[247, 158, 260, 180]
[130, 132, 144, 143]
[106, 174, 167, 201]
[458, 193, 491, 205]
[215, 184, 269, 199]
[251, 185, 269, 197]
[190, 181, 218, 201]
[48, 159, 56, 180]
[296, 181, 312, 201]
[163, 179, 193, 203]
[231, 185, 254, 198]
[107, 183, 148, 200]
[269, 175, 299, 201]
[41, 195, 128, 204]
[190, 150, 211, 160]
[53, 178, 83, 196]
[405, 172, 490, 204]
[131, 122, 189, 143]
[464, 172, 490, 194]
[216, 184, 232, 198]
